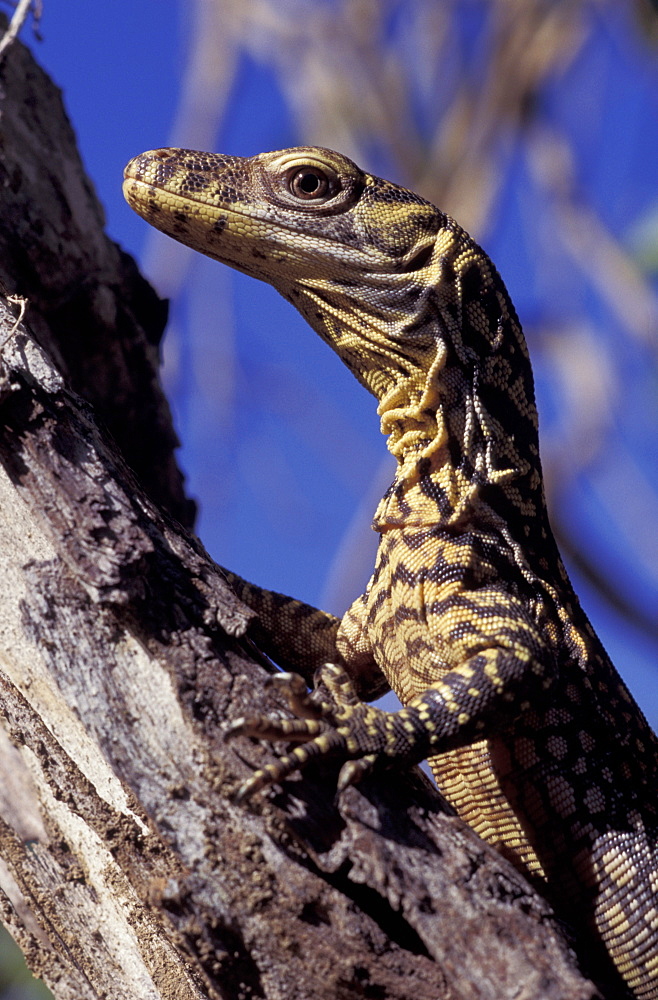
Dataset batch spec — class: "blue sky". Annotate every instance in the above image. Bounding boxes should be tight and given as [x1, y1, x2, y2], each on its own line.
[26, 1, 658, 726]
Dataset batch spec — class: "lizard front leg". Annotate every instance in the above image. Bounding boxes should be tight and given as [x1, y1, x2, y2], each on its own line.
[228, 588, 552, 798]
[222, 568, 388, 700]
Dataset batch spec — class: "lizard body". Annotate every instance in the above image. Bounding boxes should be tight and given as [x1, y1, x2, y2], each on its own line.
[124, 146, 658, 997]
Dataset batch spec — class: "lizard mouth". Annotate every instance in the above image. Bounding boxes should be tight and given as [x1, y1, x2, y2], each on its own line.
[123, 158, 395, 275]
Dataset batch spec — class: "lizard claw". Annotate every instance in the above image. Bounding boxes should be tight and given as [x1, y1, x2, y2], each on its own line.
[225, 712, 326, 744]
[228, 663, 427, 800]
[267, 671, 328, 720]
[233, 727, 345, 801]
[337, 754, 378, 791]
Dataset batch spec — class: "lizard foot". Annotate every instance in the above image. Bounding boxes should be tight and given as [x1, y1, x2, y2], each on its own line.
[226, 663, 428, 800]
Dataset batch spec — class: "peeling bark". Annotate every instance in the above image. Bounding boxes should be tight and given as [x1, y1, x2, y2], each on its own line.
[0, 27, 605, 1000]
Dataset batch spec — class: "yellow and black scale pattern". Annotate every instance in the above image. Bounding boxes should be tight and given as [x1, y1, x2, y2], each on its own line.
[124, 146, 658, 997]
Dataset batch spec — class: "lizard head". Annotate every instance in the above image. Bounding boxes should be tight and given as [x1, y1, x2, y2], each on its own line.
[123, 146, 450, 400]
[124, 146, 539, 503]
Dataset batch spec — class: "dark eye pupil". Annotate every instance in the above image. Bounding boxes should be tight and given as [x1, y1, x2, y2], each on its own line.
[299, 172, 320, 193]
[289, 167, 330, 200]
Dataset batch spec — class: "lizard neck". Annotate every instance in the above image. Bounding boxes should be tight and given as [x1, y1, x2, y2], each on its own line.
[370, 272, 545, 532]
[373, 353, 469, 528]
[373, 358, 544, 532]
[271, 188, 545, 535]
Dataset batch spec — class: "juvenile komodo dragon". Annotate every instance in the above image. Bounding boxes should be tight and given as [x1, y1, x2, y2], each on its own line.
[123, 145, 658, 998]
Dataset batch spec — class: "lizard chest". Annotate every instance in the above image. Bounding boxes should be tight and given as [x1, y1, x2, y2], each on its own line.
[360, 526, 551, 878]
[359, 524, 635, 896]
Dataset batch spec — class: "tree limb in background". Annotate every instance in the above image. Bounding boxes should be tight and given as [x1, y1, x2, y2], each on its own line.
[0, 0, 38, 64]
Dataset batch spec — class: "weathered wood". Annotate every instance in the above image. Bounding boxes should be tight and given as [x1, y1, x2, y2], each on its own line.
[0, 26, 603, 1000]
[0, 16, 192, 529]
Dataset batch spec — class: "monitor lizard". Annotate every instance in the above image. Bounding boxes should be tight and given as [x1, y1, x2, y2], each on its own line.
[123, 145, 658, 998]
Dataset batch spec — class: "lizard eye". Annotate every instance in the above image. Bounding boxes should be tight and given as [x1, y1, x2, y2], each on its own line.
[288, 166, 331, 200]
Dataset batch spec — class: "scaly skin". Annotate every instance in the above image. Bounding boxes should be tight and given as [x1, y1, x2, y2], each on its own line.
[124, 145, 658, 997]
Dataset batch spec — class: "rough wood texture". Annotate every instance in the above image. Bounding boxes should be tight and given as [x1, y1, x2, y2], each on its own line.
[0, 15, 193, 530]
[0, 27, 604, 1000]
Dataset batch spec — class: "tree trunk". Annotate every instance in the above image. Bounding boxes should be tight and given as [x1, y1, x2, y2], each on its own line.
[0, 27, 603, 1000]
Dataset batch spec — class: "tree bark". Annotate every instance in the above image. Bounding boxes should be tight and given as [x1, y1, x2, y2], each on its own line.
[0, 26, 604, 1000]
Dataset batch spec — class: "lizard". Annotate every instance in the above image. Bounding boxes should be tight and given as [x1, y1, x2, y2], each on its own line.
[123, 144, 658, 998]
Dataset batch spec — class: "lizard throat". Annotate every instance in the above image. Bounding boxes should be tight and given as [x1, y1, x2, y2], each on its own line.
[377, 342, 448, 463]
[374, 348, 536, 529]
[373, 347, 475, 528]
